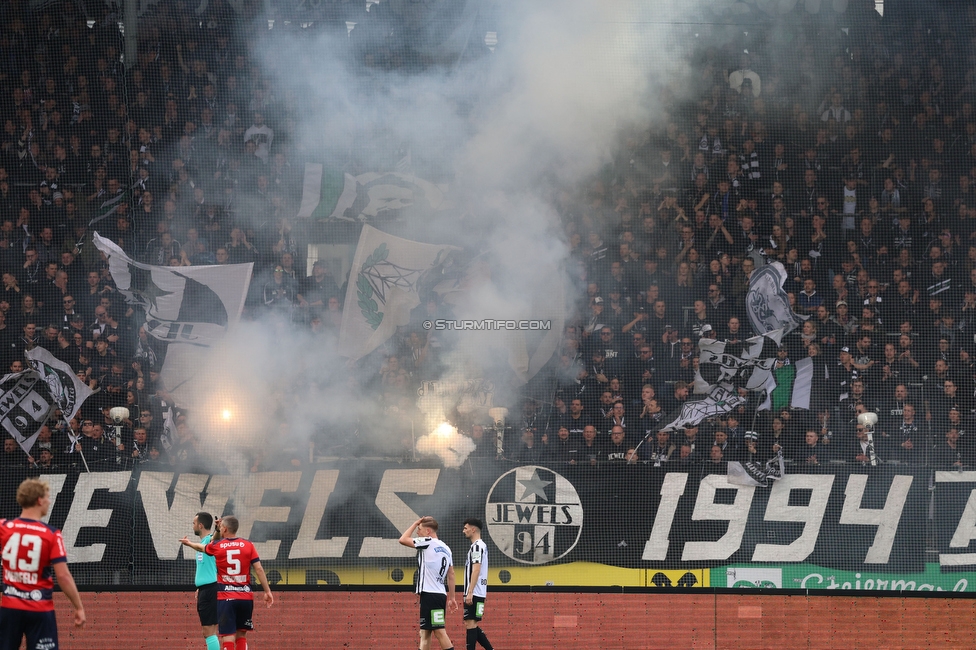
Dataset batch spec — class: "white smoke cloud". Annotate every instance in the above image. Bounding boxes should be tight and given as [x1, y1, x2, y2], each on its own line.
[415, 422, 477, 468]
[183, 0, 707, 460]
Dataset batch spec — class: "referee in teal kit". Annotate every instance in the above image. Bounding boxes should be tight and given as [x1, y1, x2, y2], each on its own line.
[190, 512, 220, 650]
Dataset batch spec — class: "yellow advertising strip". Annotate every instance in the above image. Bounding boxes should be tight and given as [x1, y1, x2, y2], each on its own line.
[489, 561, 645, 587]
[274, 563, 709, 588]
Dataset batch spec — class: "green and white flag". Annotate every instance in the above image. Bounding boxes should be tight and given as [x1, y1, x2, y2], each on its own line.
[339, 225, 459, 360]
[297, 163, 447, 221]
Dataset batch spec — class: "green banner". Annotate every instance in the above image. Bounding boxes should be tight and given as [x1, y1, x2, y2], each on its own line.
[712, 563, 975, 592]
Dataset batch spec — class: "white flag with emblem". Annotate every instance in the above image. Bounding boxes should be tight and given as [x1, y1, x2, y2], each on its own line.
[340, 225, 460, 360]
[693, 330, 782, 394]
[747, 262, 806, 336]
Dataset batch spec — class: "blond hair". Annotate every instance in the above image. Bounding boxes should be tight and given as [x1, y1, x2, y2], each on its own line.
[16, 478, 49, 509]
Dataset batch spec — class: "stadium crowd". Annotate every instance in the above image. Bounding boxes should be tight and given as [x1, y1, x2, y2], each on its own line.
[0, 0, 975, 474]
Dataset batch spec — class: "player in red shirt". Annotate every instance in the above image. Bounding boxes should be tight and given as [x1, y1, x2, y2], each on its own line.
[184, 515, 273, 650]
[0, 478, 85, 650]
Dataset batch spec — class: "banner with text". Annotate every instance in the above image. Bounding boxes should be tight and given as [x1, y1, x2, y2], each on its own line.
[2, 461, 970, 587]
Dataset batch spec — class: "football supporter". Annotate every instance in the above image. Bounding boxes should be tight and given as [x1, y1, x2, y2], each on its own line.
[0, 478, 85, 650]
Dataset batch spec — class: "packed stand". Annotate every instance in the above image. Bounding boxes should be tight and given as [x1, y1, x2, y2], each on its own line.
[477, 3, 976, 473]
[2, 1, 976, 474]
[0, 1, 334, 471]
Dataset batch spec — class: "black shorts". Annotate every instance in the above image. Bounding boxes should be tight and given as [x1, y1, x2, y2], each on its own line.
[418, 592, 447, 630]
[0, 608, 59, 650]
[463, 596, 486, 622]
[197, 583, 218, 627]
[217, 600, 254, 636]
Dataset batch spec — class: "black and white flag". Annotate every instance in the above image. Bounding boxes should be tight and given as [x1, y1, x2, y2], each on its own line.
[0, 371, 55, 455]
[728, 452, 786, 488]
[747, 262, 806, 336]
[658, 385, 746, 432]
[660, 332, 785, 431]
[93, 233, 252, 403]
[789, 357, 814, 410]
[694, 330, 782, 395]
[25, 346, 94, 424]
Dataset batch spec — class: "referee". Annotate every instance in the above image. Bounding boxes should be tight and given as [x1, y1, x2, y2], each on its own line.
[462, 518, 494, 650]
[190, 512, 220, 650]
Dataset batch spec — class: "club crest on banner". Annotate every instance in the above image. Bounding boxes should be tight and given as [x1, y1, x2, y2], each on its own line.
[485, 466, 583, 565]
[33, 361, 75, 414]
[0, 371, 54, 451]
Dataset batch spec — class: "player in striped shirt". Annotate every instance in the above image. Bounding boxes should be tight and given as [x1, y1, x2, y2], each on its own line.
[0, 478, 85, 650]
[399, 515, 457, 650]
[462, 518, 494, 650]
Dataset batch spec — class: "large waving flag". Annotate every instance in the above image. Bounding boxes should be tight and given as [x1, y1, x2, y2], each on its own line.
[0, 370, 56, 456]
[25, 346, 95, 423]
[658, 385, 747, 432]
[297, 164, 448, 221]
[657, 330, 783, 432]
[339, 225, 459, 360]
[747, 262, 806, 336]
[93, 233, 252, 403]
[693, 330, 782, 395]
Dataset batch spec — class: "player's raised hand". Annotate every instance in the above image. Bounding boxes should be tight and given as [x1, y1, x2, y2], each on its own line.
[179, 536, 192, 546]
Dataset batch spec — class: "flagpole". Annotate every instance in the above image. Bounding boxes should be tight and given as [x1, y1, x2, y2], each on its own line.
[60, 394, 94, 473]
[65, 393, 98, 473]
[75, 433, 91, 473]
[65, 416, 91, 473]
[751, 392, 762, 433]
[630, 430, 653, 462]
